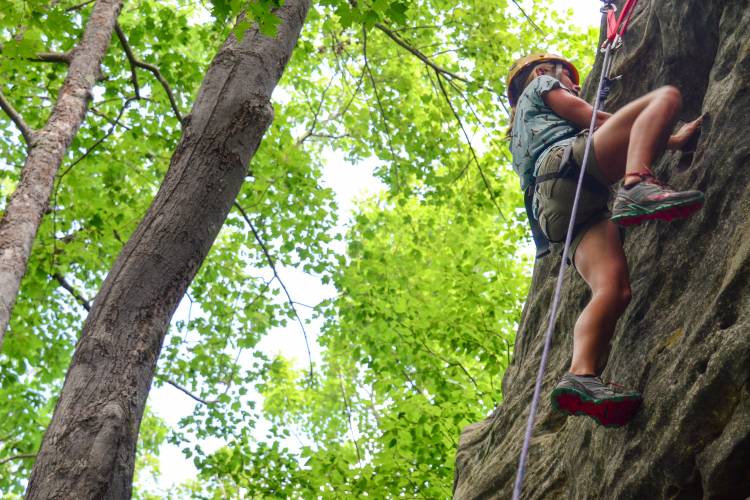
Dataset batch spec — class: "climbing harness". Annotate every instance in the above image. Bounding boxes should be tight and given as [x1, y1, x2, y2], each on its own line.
[511, 1, 639, 499]
[534, 145, 610, 199]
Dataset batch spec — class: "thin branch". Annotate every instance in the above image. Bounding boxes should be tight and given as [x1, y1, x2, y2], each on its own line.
[166, 379, 218, 405]
[65, 0, 96, 12]
[111, 23, 182, 122]
[362, 27, 401, 189]
[296, 69, 338, 144]
[51, 96, 136, 272]
[89, 107, 133, 131]
[0, 43, 72, 64]
[302, 132, 352, 142]
[447, 77, 508, 143]
[433, 70, 506, 220]
[375, 22, 500, 97]
[510, 0, 544, 35]
[375, 23, 470, 83]
[0, 89, 35, 145]
[59, 96, 136, 180]
[291, 300, 316, 309]
[52, 273, 91, 311]
[133, 61, 183, 123]
[415, 335, 480, 392]
[0, 453, 36, 466]
[233, 202, 315, 381]
[296, 63, 366, 147]
[113, 25, 182, 122]
[338, 373, 362, 466]
[389, 24, 443, 33]
[30, 52, 72, 64]
[114, 23, 140, 98]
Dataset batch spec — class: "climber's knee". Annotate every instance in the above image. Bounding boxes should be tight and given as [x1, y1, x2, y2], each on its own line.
[588, 256, 631, 313]
[657, 85, 682, 112]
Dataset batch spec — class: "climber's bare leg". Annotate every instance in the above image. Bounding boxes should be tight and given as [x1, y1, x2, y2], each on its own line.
[570, 219, 630, 375]
[593, 86, 682, 184]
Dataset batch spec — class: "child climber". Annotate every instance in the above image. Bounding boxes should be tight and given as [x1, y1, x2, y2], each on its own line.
[507, 53, 704, 427]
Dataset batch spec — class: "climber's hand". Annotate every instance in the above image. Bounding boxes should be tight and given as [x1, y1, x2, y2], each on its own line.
[668, 115, 704, 151]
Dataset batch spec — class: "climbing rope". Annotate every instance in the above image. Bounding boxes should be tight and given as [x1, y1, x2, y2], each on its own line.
[511, 1, 638, 498]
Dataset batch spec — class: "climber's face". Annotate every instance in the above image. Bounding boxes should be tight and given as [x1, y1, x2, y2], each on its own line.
[533, 64, 580, 97]
[559, 68, 581, 97]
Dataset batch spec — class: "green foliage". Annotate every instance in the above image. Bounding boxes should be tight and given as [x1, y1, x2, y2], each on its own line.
[208, 0, 285, 37]
[0, 0, 597, 496]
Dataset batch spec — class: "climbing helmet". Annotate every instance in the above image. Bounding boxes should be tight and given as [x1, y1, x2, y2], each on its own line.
[507, 53, 580, 107]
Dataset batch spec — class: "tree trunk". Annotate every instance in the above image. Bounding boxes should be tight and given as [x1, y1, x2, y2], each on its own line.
[0, 0, 124, 347]
[25, 1, 310, 498]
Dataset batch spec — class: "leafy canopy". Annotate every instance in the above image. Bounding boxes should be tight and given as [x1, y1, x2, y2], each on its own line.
[0, 0, 596, 496]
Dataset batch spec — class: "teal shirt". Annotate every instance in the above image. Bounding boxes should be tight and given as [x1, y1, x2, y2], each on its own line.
[510, 75, 580, 190]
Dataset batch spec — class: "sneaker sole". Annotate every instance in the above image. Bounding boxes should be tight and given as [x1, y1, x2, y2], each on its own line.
[551, 387, 642, 427]
[611, 198, 704, 227]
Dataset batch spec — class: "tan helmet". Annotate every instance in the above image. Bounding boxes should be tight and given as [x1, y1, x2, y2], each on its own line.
[507, 53, 580, 107]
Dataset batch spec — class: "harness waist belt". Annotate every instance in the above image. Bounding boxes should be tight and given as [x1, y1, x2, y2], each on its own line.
[534, 145, 610, 197]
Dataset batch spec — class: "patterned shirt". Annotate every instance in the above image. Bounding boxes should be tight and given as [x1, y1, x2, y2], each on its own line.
[510, 75, 580, 190]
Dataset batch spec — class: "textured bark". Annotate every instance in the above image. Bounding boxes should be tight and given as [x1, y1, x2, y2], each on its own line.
[25, 1, 310, 498]
[0, 0, 124, 347]
[454, 0, 750, 498]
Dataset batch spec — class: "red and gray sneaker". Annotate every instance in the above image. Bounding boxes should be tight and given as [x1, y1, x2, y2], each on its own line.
[610, 173, 704, 227]
[551, 373, 642, 427]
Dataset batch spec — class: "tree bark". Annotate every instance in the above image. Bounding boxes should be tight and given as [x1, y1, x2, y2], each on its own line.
[0, 0, 124, 347]
[25, 1, 310, 498]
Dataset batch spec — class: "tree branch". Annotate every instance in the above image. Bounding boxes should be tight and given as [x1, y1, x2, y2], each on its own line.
[113, 23, 140, 98]
[432, 70, 506, 220]
[510, 0, 544, 35]
[296, 69, 338, 144]
[0, 453, 36, 466]
[65, 0, 96, 12]
[375, 22, 500, 97]
[30, 52, 73, 64]
[0, 89, 35, 146]
[58, 96, 136, 180]
[233, 202, 315, 380]
[113, 24, 182, 122]
[134, 62, 183, 123]
[90, 106, 132, 130]
[375, 23, 472, 84]
[362, 27, 401, 189]
[338, 373, 362, 466]
[415, 335, 480, 392]
[165, 379, 218, 405]
[0, 43, 72, 65]
[52, 273, 91, 311]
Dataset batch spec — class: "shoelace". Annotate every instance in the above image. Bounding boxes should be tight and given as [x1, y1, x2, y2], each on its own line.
[624, 171, 670, 190]
[605, 380, 633, 393]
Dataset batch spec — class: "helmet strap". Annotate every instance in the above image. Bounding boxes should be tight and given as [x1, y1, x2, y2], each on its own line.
[554, 63, 563, 81]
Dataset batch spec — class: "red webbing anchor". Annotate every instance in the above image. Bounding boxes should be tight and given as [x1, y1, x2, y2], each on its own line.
[606, 0, 639, 43]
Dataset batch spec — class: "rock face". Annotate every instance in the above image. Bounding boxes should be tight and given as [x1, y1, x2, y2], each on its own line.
[454, 1, 750, 498]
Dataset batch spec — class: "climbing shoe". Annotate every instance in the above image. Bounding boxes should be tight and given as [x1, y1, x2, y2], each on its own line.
[551, 373, 642, 427]
[610, 175, 704, 227]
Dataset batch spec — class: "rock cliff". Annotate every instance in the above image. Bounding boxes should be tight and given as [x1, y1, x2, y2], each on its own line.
[454, 1, 750, 498]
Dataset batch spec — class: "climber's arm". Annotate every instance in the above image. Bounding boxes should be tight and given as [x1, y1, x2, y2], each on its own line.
[543, 87, 612, 129]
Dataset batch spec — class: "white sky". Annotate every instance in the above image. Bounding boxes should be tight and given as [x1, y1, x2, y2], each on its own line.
[146, 1, 601, 494]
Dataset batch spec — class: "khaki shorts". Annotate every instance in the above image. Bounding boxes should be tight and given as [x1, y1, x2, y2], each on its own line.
[533, 131, 613, 264]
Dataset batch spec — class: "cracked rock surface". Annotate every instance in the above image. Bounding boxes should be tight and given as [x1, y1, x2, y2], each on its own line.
[454, 1, 750, 498]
